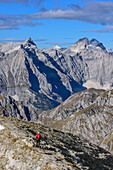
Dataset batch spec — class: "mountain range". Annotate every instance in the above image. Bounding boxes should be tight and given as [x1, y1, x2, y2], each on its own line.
[0, 37, 113, 107]
[0, 37, 113, 165]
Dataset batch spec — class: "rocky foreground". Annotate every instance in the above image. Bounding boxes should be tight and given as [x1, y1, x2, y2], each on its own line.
[0, 116, 113, 170]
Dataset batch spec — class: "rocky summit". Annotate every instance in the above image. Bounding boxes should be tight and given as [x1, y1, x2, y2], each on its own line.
[0, 116, 113, 170]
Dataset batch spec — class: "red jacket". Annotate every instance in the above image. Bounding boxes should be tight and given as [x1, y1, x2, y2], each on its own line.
[35, 133, 41, 140]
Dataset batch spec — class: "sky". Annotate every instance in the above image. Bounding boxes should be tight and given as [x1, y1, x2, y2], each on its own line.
[0, 0, 113, 49]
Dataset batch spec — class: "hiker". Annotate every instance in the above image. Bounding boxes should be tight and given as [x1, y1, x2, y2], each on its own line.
[35, 132, 41, 146]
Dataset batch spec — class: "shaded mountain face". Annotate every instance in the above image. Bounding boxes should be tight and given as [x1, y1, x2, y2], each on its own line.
[0, 92, 57, 122]
[0, 116, 113, 170]
[0, 37, 113, 111]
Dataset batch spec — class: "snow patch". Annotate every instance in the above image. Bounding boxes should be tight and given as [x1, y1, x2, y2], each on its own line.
[0, 125, 5, 130]
[51, 45, 61, 50]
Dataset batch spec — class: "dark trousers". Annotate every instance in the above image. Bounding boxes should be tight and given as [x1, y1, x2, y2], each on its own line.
[36, 139, 40, 146]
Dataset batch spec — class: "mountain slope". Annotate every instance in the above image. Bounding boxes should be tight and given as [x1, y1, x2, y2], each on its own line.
[45, 89, 113, 154]
[0, 116, 113, 170]
[38, 88, 105, 122]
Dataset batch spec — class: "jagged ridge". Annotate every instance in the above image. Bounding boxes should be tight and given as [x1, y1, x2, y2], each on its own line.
[0, 37, 113, 110]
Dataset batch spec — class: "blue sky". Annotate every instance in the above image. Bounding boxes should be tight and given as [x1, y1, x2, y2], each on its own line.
[0, 0, 113, 49]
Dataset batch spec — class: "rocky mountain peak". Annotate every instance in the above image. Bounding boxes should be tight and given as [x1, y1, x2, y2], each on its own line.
[67, 37, 89, 53]
[75, 37, 89, 46]
[90, 38, 106, 50]
[24, 38, 36, 46]
[90, 38, 99, 45]
[67, 37, 107, 53]
[51, 45, 61, 50]
[22, 38, 37, 53]
[77, 37, 89, 42]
